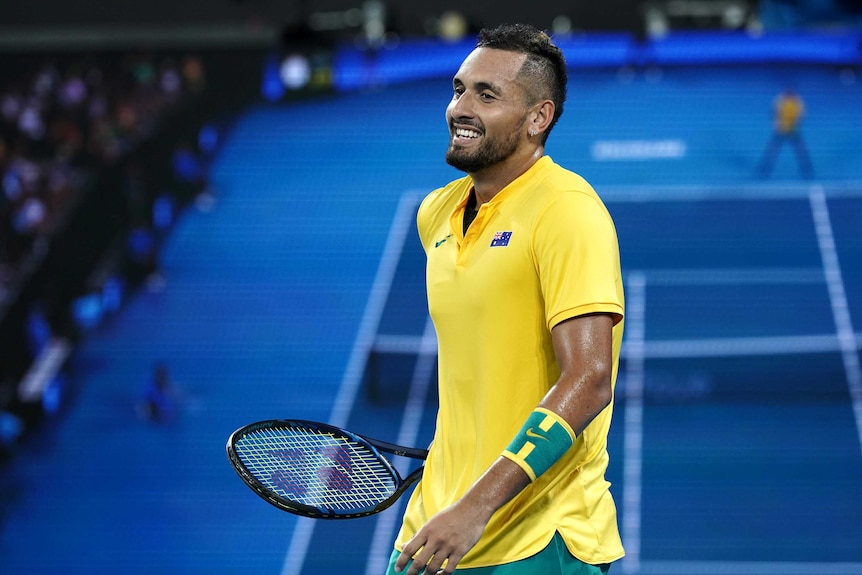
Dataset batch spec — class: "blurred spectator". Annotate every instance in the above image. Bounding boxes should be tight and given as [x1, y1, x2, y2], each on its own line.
[0, 410, 24, 456]
[137, 362, 177, 423]
[0, 50, 220, 446]
[171, 140, 208, 202]
[120, 161, 168, 291]
[181, 54, 206, 93]
[0, 52, 206, 298]
[25, 302, 53, 358]
[756, 87, 814, 179]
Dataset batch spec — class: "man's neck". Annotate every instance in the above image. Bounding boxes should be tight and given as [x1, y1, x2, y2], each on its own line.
[470, 148, 544, 204]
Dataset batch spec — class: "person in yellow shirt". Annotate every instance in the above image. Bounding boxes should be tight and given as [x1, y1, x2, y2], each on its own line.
[756, 87, 813, 178]
[387, 24, 626, 575]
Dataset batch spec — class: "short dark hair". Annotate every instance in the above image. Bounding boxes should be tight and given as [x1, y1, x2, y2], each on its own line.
[476, 23, 568, 143]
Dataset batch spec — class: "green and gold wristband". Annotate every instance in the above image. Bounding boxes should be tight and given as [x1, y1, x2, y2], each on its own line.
[502, 407, 576, 481]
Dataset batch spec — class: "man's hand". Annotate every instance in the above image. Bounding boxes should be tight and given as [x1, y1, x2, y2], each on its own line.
[394, 457, 530, 574]
[394, 498, 488, 575]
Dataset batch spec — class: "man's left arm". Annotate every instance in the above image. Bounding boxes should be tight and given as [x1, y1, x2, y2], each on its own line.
[394, 312, 615, 575]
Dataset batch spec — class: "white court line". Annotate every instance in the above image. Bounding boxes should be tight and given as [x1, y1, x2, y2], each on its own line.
[280, 192, 421, 575]
[373, 332, 861, 361]
[637, 333, 857, 359]
[637, 267, 824, 286]
[809, 185, 862, 455]
[621, 272, 646, 574]
[364, 316, 437, 575]
[601, 181, 862, 203]
[638, 560, 862, 574]
[373, 334, 435, 355]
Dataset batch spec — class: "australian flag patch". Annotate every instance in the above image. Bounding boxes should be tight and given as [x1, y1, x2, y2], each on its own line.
[490, 231, 513, 247]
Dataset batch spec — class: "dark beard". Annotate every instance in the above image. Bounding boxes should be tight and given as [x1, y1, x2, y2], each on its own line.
[445, 118, 525, 173]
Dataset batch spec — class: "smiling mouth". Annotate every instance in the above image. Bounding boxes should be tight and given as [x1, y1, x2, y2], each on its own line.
[454, 127, 481, 139]
[451, 126, 482, 147]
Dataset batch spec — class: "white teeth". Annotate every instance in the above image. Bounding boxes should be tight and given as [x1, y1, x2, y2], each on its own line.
[455, 128, 480, 139]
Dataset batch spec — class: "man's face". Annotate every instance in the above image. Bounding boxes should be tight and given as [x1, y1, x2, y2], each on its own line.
[445, 48, 530, 174]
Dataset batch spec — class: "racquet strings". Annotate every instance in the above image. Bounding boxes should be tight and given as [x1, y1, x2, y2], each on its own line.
[234, 424, 398, 512]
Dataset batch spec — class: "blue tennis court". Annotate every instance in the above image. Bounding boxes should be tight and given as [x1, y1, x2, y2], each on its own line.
[0, 57, 860, 574]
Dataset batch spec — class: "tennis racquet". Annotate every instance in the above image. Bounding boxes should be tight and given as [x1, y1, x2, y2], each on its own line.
[226, 419, 427, 519]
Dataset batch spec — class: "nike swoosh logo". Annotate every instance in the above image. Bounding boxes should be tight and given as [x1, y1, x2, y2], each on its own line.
[435, 234, 453, 248]
[525, 428, 547, 440]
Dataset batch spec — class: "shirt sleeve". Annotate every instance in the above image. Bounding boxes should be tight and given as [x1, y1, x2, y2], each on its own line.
[532, 190, 624, 330]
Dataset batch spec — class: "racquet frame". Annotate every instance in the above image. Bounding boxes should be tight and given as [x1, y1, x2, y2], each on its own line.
[226, 419, 427, 519]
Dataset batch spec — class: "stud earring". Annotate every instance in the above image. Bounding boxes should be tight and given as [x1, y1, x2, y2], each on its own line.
[529, 128, 537, 137]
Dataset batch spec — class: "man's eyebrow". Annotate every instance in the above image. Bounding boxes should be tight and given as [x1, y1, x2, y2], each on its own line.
[476, 81, 503, 95]
[452, 77, 504, 95]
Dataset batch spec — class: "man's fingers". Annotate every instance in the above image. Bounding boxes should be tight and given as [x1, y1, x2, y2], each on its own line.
[424, 556, 446, 575]
[412, 547, 463, 575]
[395, 535, 430, 575]
[437, 550, 464, 574]
[406, 549, 436, 575]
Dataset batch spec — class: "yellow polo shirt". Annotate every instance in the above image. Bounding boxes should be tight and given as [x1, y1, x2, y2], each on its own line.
[394, 156, 625, 567]
[775, 93, 804, 134]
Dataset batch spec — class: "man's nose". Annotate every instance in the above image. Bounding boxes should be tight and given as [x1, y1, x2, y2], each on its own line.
[448, 95, 474, 120]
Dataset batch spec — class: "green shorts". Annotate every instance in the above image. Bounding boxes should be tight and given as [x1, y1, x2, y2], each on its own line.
[384, 532, 612, 575]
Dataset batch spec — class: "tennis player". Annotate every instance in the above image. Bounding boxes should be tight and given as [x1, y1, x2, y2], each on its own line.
[387, 23, 626, 575]
[756, 87, 813, 178]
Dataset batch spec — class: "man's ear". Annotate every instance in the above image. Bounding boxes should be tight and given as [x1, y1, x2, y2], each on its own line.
[529, 100, 555, 139]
